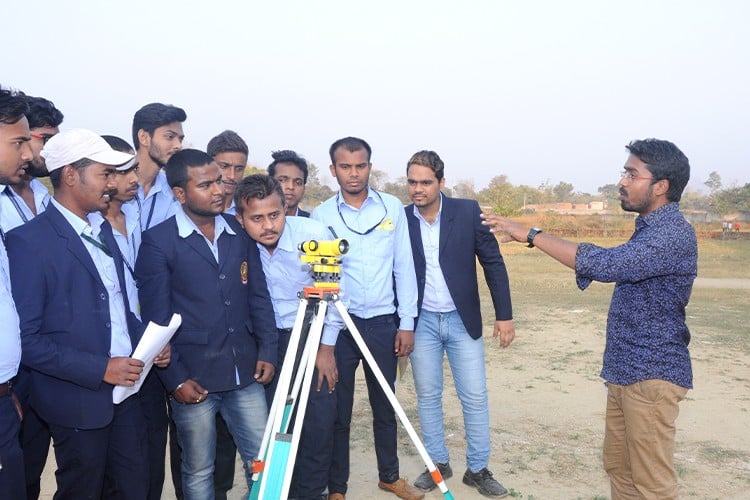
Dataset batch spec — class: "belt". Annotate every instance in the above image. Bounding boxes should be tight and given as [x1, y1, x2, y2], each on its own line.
[0, 381, 12, 398]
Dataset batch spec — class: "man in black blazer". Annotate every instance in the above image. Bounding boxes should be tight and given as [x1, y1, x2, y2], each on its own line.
[136, 149, 277, 499]
[8, 128, 170, 499]
[404, 150, 515, 497]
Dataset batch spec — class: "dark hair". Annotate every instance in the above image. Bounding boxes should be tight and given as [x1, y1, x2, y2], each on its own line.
[233, 174, 285, 215]
[101, 135, 135, 154]
[328, 136, 371, 164]
[165, 149, 212, 190]
[0, 86, 29, 125]
[625, 139, 690, 202]
[25, 96, 64, 129]
[207, 130, 248, 157]
[49, 158, 95, 189]
[267, 149, 309, 184]
[407, 150, 445, 181]
[132, 102, 187, 150]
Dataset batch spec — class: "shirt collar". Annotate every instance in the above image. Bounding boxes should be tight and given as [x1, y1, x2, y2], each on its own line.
[175, 206, 235, 239]
[50, 198, 90, 236]
[336, 185, 380, 209]
[636, 202, 679, 230]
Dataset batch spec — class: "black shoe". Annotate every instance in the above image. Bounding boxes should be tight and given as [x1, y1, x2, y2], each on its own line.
[413, 462, 453, 491]
[462, 468, 508, 497]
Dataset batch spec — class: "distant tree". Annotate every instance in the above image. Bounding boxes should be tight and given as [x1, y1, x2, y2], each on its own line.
[552, 181, 574, 202]
[301, 163, 335, 209]
[382, 176, 410, 205]
[452, 178, 476, 199]
[597, 183, 620, 199]
[477, 180, 522, 216]
[704, 171, 722, 193]
[369, 168, 389, 191]
[712, 183, 750, 215]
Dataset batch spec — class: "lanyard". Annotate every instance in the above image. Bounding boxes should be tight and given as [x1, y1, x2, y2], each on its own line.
[81, 232, 113, 258]
[3, 186, 29, 224]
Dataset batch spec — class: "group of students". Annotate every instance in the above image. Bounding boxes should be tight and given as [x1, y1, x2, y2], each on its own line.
[0, 89, 514, 500]
[1, 85, 698, 500]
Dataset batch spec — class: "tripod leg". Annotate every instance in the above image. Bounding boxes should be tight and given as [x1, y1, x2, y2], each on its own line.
[251, 298, 309, 499]
[332, 300, 455, 498]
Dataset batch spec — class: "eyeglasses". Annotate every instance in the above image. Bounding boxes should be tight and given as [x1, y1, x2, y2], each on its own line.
[620, 170, 654, 182]
[336, 189, 387, 235]
[30, 133, 56, 145]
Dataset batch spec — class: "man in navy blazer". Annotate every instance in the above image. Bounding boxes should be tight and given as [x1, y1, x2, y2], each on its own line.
[404, 150, 515, 497]
[7, 128, 168, 499]
[136, 149, 277, 499]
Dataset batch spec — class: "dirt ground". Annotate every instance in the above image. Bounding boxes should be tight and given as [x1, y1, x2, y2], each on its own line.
[39, 278, 750, 499]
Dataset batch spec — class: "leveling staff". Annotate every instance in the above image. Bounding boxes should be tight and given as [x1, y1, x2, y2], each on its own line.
[234, 174, 342, 500]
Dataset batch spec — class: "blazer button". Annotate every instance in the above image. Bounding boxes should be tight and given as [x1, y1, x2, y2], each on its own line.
[224, 299, 231, 306]
[100, 293, 106, 301]
[228, 327, 235, 333]
[105, 322, 111, 328]
[219, 273, 226, 280]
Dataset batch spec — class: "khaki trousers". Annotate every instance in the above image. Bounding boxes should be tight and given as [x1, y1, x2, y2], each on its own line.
[603, 379, 688, 500]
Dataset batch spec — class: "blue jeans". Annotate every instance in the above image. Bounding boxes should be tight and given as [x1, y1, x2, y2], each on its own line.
[170, 382, 267, 500]
[410, 310, 490, 472]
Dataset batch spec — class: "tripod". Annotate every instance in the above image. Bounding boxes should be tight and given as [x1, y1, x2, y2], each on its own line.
[249, 238, 454, 499]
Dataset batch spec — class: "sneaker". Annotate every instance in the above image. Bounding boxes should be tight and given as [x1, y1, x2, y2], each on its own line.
[377, 478, 425, 500]
[462, 468, 509, 497]
[414, 462, 453, 491]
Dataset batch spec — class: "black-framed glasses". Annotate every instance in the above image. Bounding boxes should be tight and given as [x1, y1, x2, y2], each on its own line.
[336, 189, 387, 235]
[30, 132, 55, 145]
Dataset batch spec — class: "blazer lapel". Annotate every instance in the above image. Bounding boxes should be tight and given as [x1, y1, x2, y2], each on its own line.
[217, 230, 234, 273]
[47, 205, 105, 288]
[406, 206, 425, 262]
[438, 197, 455, 257]
[186, 232, 218, 267]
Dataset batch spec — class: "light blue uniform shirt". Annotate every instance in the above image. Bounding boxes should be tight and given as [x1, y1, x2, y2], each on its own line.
[90, 201, 142, 319]
[50, 199, 132, 357]
[0, 179, 50, 232]
[312, 187, 417, 330]
[175, 206, 235, 262]
[128, 170, 179, 231]
[256, 216, 345, 346]
[0, 222, 21, 383]
[413, 196, 456, 313]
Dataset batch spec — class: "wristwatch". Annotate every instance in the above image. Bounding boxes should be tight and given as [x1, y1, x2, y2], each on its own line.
[527, 227, 542, 248]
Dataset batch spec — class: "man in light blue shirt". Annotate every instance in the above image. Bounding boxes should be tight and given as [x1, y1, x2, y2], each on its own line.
[0, 86, 32, 500]
[312, 137, 422, 500]
[235, 174, 341, 500]
[128, 102, 186, 500]
[128, 103, 185, 232]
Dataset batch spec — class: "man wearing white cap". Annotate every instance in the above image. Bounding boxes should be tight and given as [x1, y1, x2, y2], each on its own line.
[6, 128, 169, 499]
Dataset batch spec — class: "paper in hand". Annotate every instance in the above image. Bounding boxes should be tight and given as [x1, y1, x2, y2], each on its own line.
[113, 313, 182, 404]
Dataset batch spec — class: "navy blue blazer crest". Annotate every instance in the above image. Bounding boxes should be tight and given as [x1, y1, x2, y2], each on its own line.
[7, 203, 144, 429]
[136, 214, 277, 392]
[405, 196, 513, 339]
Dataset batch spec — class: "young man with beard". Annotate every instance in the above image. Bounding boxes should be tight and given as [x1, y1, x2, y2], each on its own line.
[311, 137, 422, 500]
[404, 150, 515, 497]
[0, 86, 33, 500]
[482, 139, 696, 500]
[136, 149, 277, 500]
[130, 102, 186, 499]
[207, 130, 248, 215]
[268, 149, 310, 217]
[0, 95, 62, 233]
[130, 102, 186, 231]
[0, 95, 63, 500]
[7, 128, 170, 499]
[235, 174, 340, 500]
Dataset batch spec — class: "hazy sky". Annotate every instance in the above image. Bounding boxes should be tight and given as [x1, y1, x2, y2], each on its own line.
[3, 0, 748, 194]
